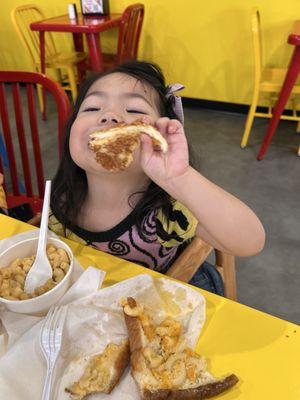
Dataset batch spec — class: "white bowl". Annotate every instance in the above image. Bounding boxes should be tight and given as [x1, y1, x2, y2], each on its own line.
[0, 237, 73, 315]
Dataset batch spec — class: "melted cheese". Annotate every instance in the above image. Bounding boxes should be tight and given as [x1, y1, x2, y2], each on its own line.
[65, 341, 128, 398]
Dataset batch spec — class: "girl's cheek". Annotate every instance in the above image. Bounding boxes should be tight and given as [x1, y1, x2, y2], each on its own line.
[69, 130, 81, 160]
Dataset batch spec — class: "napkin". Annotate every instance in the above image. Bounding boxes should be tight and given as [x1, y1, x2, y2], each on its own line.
[0, 266, 105, 400]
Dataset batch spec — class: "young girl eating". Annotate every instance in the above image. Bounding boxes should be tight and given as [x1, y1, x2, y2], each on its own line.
[49, 61, 265, 294]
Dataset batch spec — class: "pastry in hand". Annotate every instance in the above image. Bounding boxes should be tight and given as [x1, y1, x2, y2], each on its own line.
[122, 297, 238, 400]
[88, 121, 168, 172]
[65, 339, 130, 399]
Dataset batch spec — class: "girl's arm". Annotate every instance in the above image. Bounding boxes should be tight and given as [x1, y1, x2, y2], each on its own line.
[163, 166, 265, 257]
[140, 118, 265, 257]
[0, 173, 8, 213]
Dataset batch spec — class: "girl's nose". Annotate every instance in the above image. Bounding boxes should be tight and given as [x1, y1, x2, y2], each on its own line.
[98, 112, 120, 125]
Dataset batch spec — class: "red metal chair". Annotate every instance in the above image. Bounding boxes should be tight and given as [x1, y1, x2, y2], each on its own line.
[102, 3, 145, 68]
[0, 71, 70, 214]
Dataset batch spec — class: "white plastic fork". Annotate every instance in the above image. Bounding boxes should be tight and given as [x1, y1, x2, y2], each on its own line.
[39, 305, 68, 400]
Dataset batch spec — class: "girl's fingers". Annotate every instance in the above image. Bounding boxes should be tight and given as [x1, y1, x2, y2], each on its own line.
[155, 117, 171, 135]
[140, 133, 154, 157]
[155, 117, 184, 136]
[139, 115, 155, 126]
[167, 119, 184, 134]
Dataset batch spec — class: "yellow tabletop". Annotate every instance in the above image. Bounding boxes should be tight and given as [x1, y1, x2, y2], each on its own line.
[0, 214, 299, 399]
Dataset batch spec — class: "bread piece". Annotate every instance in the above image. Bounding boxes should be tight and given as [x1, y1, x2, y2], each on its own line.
[88, 121, 168, 172]
[122, 298, 238, 400]
[65, 339, 130, 399]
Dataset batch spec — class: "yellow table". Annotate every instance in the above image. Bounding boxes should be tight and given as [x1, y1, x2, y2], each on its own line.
[0, 214, 299, 399]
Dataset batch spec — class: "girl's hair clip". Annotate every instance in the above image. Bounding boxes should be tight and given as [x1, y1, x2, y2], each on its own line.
[166, 83, 185, 125]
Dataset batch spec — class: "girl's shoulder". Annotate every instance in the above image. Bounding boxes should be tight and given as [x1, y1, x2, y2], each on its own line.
[156, 200, 198, 247]
[48, 211, 87, 245]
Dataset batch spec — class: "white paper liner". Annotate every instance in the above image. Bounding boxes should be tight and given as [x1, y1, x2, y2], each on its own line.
[0, 232, 206, 400]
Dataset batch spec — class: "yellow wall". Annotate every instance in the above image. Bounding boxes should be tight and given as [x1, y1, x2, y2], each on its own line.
[1, 0, 300, 104]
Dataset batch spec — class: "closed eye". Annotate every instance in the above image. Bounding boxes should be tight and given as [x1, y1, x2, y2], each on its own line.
[83, 107, 100, 112]
[127, 109, 147, 114]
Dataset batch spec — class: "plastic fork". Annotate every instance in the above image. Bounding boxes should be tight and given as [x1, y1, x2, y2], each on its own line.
[39, 305, 68, 400]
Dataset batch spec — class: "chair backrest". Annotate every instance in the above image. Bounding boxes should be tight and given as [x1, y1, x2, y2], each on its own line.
[0, 71, 70, 212]
[117, 3, 145, 64]
[251, 8, 263, 82]
[11, 4, 57, 68]
[166, 237, 237, 300]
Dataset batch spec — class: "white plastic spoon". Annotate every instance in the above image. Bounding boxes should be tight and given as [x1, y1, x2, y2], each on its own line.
[24, 180, 53, 294]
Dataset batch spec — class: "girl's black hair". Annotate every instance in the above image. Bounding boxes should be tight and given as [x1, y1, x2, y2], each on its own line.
[51, 60, 188, 236]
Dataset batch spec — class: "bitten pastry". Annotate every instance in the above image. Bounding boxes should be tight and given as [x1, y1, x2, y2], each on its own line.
[88, 121, 168, 172]
[65, 339, 130, 399]
[121, 297, 239, 400]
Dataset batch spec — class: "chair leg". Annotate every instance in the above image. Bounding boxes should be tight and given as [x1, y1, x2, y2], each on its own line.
[54, 68, 63, 83]
[215, 249, 237, 301]
[76, 60, 87, 84]
[36, 84, 44, 114]
[66, 66, 78, 102]
[241, 87, 260, 148]
[290, 98, 300, 133]
[35, 67, 46, 119]
[292, 98, 297, 118]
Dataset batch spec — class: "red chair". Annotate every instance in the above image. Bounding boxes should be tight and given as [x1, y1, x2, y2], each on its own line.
[103, 3, 145, 68]
[0, 71, 70, 215]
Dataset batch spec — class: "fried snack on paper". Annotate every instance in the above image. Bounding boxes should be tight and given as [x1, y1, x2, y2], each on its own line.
[121, 297, 238, 400]
[65, 340, 130, 399]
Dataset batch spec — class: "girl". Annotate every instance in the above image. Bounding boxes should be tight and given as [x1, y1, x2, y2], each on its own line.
[49, 61, 265, 294]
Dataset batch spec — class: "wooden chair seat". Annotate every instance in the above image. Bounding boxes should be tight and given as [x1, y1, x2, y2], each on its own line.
[166, 237, 237, 301]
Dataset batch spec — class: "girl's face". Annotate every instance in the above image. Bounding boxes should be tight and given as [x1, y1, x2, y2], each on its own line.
[70, 73, 161, 174]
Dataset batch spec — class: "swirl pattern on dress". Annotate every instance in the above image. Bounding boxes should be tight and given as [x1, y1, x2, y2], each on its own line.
[140, 210, 156, 240]
[108, 239, 130, 255]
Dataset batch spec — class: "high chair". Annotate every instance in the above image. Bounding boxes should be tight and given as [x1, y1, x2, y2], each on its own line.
[11, 4, 87, 109]
[166, 237, 237, 300]
[0, 71, 70, 215]
[102, 3, 145, 69]
[241, 8, 300, 149]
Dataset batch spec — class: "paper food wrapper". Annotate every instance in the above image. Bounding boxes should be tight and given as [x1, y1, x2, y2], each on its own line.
[0, 232, 206, 400]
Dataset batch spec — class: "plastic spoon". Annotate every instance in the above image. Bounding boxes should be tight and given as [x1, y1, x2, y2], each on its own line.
[24, 180, 53, 294]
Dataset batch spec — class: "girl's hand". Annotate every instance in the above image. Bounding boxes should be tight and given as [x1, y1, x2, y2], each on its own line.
[139, 117, 190, 186]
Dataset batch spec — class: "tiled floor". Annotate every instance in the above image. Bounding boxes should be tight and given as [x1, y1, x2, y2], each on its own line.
[185, 107, 300, 324]
[3, 89, 300, 323]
